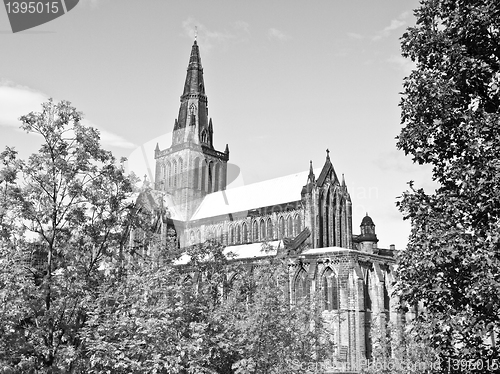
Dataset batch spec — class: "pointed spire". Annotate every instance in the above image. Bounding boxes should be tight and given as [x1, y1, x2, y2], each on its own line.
[342, 173, 346, 187]
[326, 148, 330, 161]
[225, 143, 230, 155]
[308, 160, 315, 182]
[208, 118, 213, 132]
[155, 142, 160, 152]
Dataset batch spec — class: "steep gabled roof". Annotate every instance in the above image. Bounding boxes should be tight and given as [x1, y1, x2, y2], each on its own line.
[190, 168, 322, 221]
[316, 154, 339, 187]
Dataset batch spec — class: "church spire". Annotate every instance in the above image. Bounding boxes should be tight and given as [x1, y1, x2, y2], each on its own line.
[173, 39, 211, 147]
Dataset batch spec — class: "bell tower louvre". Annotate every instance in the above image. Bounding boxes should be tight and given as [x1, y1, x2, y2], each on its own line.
[154, 39, 229, 220]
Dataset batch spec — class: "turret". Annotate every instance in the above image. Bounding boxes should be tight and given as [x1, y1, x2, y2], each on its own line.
[356, 213, 379, 253]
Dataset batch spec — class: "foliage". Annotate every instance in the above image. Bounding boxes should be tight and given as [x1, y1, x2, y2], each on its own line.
[396, 0, 500, 371]
[360, 319, 438, 374]
[225, 257, 334, 374]
[0, 100, 335, 373]
[0, 100, 139, 373]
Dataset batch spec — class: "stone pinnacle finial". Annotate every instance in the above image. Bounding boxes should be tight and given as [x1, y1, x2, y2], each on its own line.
[326, 148, 330, 161]
[195, 26, 198, 42]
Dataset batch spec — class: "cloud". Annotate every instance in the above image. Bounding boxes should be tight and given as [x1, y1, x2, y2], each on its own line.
[347, 32, 364, 40]
[0, 81, 47, 128]
[387, 54, 416, 75]
[268, 28, 289, 41]
[0, 80, 135, 149]
[372, 11, 410, 41]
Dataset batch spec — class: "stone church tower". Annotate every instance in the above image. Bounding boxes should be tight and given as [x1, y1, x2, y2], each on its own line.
[154, 40, 229, 220]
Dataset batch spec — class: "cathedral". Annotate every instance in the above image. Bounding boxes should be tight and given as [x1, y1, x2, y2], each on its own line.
[136, 40, 398, 371]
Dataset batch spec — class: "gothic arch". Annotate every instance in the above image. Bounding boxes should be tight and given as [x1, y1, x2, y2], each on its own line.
[267, 217, 273, 240]
[252, 220, 258, 242]
[242, 222, 248, 243]
[259, 219, 265, 241]
[321, 267, 339, 311]
[287, 215, 293, 237]
[166, 161, 171, 187]
[236, 224, 242, 244]
[208, 160, 214, 192]
[214, 162, 221, 192]
[279, 216, 285, 239]
[294, 268, 309, 304]
[294, 213, 301, 235]
[229, 225, 235, 245]
[193, 157, 201, 190]
[172, 159, 178, 187]
[201, 160, 207, 192]
[178, 157, 183, 186]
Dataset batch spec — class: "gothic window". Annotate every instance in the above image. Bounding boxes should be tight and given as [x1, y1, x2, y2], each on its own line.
[252, 220, 258, 241]
[294, 214, 301, 234]
[201, 130, 208, 143]
[214, 163, 220, 192]
[287, 215, 293, 237]
[230, 225, 235, 245]
[190, 231, 195, 245]
[364, 270, 372, 311]
[201, 161, 207, 192]
[267, 218, 273, 240]
[178, 157, 183, 185]
[242, 222, 248, 243]
[294, 269, 309, 304]
[260, 220, 265, 240]
[172, 160, 178, 187]
[279, 216, 285, 239]
[208, 161, 213, 192]
[322, 268, 339, 311]
[193, 157, 200, 190]
[196, 230, 201, 244]
[236, 224, 241, 244]
[166, 161, 171, 187]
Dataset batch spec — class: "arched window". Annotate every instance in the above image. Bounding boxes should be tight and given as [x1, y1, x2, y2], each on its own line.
[172, 159, 177, 187]
[287, 215, 293, 237]
[252, 220, 258, 241]
[364, 270, 372, 311]
[208, 161, 214, 193]
[193, 157, 200, 190]
[214, 163, 220, 192]
[279, 216, 285, 239]
[196, 230, 201, 244]
[166, 161, 171, 187]
[178, 157, 183, 186]
[230, 225, 235, 245]
[294, 269, 309, 303]
[294, 214, 301, 235]
[267, 218, 273, 240]
[260, 220, 265, 240]
[322, 268, 339, 311]
[236, 224, 241, 244]
[201, 161, 207, 192]
[242, 222, 248, 243]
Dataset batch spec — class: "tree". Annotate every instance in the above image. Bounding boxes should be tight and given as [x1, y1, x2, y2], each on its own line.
[225, 255, 335, 374]
[0, 100, 139, 373]
[396, 0, 500, 371]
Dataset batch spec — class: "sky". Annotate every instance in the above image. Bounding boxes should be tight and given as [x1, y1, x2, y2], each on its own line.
[0, 0, 437, 250]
